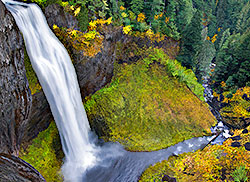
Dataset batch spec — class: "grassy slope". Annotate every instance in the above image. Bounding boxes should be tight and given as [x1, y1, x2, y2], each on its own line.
[85, 58, 216, 151]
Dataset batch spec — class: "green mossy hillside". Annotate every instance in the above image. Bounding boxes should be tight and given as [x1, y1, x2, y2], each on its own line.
[20, 122, 63, 182]
[24, 49, 41, 94]
[140, 125, 250, 182]
[84, 54, 216, 151]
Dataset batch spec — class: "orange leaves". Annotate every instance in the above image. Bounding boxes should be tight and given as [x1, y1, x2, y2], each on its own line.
[137, 13, 146, 22]
[211, 34, 218, 43]
[221, 81, 226, 88]
[154, 13, 163, 20]
[120, 6, 126, 11]
[171, 137, 250, 181]
[165, 17, 170, 24]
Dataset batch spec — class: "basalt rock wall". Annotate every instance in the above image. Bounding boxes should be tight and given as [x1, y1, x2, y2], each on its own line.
[0, 0, 32, 156]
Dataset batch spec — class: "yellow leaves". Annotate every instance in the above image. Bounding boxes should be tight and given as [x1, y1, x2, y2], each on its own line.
[61, 2, 68, 7]
[165, 17, 170, 24]
[88, 18, 112, 31]
[88, 21, 97, 30]
[221, 87, 250, 118]
[207, 36, 210, 40]
[53, 26, 103, 58]
[122, 25, 132, 34]
[137, 13, 146, 22]
[53, 24, 59, 30]
[120, 6, 126, 11]
[70, 5, 74, 10]
[146, 29, 154, 37]
[106, 17, 112, 25]
[70, 29, 78, 37]
[218, 27, 222, 32]
[211, 34, 218, 43]
[74, 7, 81, 16]
[121, 12, 128, 18]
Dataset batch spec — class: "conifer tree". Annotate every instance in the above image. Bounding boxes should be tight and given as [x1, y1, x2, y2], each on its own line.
[177, 10, 203, 69]
[130, 0, 144, 15]
[175, 0, 194, 34]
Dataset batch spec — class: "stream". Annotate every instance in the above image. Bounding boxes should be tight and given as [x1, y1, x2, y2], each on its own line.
[3, 1, 230, 181]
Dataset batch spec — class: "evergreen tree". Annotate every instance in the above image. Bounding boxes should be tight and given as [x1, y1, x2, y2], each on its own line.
[235, 1, 250, 34]
[175, 0, 194, 34]
[130, 0, 144, 15]
[177, 10, 203, 69]
[144, 0, 164, 22]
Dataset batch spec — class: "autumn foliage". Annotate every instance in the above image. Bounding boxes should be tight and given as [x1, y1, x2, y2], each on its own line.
[140, 125, 250, 182]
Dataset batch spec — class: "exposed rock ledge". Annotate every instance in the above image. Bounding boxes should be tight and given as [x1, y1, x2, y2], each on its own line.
[0, 153, 46, 182]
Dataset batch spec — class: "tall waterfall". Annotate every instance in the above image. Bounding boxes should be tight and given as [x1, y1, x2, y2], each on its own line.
[2, 1, 229, 182]
[3, 0, 99, 181]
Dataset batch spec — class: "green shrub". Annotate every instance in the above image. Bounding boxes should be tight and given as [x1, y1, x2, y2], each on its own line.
[143, 49, 204, 101]
[232, 166, 248, 182]
[20, 122, 64, 182]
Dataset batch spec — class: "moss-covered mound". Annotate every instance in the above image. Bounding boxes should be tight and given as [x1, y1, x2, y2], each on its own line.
[140, 125, 250, 182]
[20, 122, 63, 182]
[85, 53, 216, 151]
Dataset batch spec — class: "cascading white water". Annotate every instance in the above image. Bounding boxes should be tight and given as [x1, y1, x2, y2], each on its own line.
[2, 0, 99, 181]
[2, 1, 230, 182]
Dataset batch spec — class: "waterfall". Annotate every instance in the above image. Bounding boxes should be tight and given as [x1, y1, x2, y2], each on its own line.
[2, 0, 99, 181]
[2, 1, 229, 182]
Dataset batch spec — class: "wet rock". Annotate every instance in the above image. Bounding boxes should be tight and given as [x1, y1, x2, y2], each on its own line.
[230, 135, 242, 141]
[0, 1, 32, 155]
[162, 175, 177, 182]
[229, 130, 234, 136]
[231, 142, 241, 148]
[0, 153, 46, 182]
[244, 142, 250, 151]
[73, 25, 121, 98]
[242, 129, 248, 134]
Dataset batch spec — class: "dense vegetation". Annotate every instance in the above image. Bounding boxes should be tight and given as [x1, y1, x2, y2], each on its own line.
[140, 125, 250, 182]
[19, 0, 250, 181]
[84, 49, 215, 151]
[20, 122, 63, 182]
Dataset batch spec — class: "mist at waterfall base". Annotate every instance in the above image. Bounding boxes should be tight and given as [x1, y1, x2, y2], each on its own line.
[3, 1, 229, 182]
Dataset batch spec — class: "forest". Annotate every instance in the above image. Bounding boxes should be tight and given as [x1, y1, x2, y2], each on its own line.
[0, 0, 249, 181]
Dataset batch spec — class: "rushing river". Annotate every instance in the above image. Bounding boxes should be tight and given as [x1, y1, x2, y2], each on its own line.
[3, 1, 228, 181]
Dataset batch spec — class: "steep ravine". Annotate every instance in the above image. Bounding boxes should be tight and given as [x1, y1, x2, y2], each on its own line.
[0, 1, 223, 182]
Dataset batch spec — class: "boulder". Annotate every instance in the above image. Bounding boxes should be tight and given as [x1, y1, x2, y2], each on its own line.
[0, 153, 46, 182]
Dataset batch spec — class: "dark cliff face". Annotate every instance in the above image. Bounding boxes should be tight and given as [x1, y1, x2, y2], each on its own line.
[0, 153, 46, 182]
[0, 1, 32, 156]
[45, 3, 79, 29]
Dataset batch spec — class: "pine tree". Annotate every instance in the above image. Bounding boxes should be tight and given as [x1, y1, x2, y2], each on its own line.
[130, 0, 144, 15]
[144, 0, 164, 22]
[175, 0, 194, 34]
[177, 10, 203, 69]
